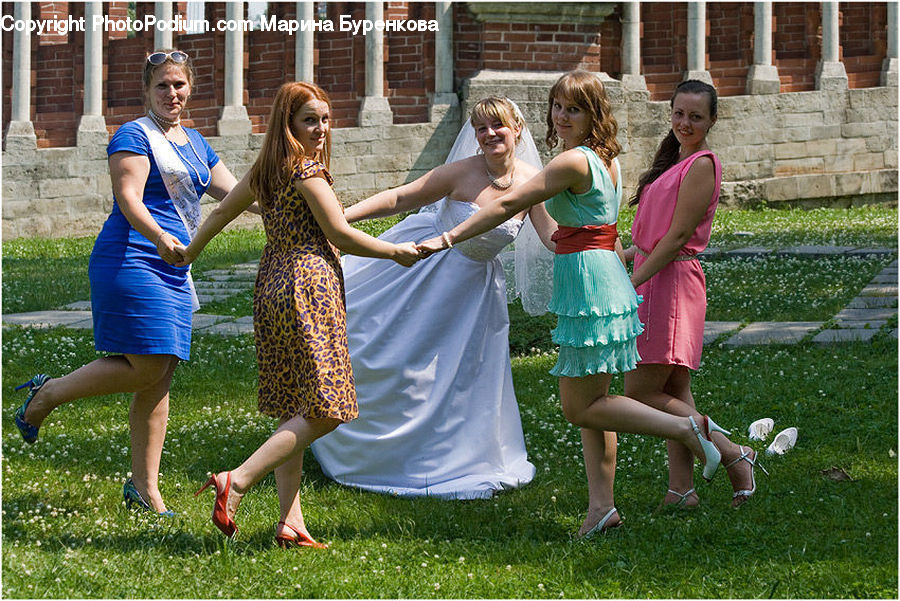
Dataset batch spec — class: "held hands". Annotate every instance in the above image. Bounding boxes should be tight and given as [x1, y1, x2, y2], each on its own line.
[173, 243, 199, 268]
[392, 241, 421, 267]
[416, 233, 450, 259]
[155, 231, 186, 265]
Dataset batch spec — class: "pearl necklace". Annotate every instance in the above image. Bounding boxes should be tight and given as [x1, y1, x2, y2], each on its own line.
[147, 110, 211, 188]
[485, 160, 515, 190]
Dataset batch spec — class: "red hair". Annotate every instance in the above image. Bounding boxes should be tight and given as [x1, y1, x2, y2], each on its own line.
[248, 81, 332, 207]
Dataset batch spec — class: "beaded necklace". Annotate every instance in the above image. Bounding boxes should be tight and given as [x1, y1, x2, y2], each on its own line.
[148, 109, 211, 188]
[485, 157, 515, 190]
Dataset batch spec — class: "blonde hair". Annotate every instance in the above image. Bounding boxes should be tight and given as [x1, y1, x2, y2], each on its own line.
[470, 97, 524, 142]
[248, 81, 332, 208]
[545, 70, 620, 163]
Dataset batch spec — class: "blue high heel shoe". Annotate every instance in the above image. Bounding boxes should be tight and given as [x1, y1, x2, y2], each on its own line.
[13, 374, 51, 444]
[123, 478, 175, 517]
[689, 415, 730, 481]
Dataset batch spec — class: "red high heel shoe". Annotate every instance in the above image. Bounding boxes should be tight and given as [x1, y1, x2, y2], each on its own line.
[195, 472, 238, 537]
[275, 521, 328, 549]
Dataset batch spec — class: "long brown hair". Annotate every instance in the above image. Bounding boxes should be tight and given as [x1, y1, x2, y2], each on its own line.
[545, 70, 620, 164]
[631, 79, 718, 206]
[248, 81, 332, 207]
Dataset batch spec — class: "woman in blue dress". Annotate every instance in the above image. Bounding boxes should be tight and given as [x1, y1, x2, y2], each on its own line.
[12, 50, 241, 515]
[419, 70, 744, 537]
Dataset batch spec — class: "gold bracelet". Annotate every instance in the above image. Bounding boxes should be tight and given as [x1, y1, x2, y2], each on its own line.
[441, 232, 453, 249]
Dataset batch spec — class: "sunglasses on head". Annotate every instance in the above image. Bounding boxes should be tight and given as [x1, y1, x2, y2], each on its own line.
[147, 51, 189, 65]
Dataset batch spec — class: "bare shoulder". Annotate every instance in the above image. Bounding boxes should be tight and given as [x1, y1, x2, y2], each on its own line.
[293, 171, 333, 197]
[449, 155, 485, 172]
[551, 147, 590, 171]
[514, 158, 541, 180]
[685, 154, 716, 180]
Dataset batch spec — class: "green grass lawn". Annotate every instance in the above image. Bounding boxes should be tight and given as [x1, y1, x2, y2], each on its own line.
[2, 205, 897, 598]
[2, 328, 897, 598]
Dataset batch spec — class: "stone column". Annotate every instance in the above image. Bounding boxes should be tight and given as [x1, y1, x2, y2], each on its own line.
[155, 2, 173, 49]
[429, 1, 459, 121]
[746, 2, 780, 94]
[358, 2, 394, 126]
[78, 2, 108, 147]
[815, 1, 848, 90]
[296, 1, 315, 83]
[685, 2, 712, 83]
[882, 2, 898, 86]
[620, 2, 647, 92]
[218, 2, 252, 135]
[7, 1, 37, 149]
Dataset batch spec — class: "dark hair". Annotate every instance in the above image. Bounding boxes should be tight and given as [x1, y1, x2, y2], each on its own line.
[630, 79, 718, 206]
[545, 70, 621, 164]
[142, 48, 195, 100]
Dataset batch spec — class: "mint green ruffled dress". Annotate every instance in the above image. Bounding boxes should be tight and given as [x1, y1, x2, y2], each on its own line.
[546, 147, 643, 377]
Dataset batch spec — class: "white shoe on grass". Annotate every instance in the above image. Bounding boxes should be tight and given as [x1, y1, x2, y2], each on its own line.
[765, 427, 798, 455]
[748, 418, 774, 441]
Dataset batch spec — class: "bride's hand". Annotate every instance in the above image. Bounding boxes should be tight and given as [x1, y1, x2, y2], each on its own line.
[392, 241, 420, 267]
[416, 236, 446, 259]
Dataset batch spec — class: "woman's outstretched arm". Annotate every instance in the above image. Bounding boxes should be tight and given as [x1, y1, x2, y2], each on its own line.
[174, 173, 256, 266]
[417, 150, 587, 255]
[300, 175, 420, 266]
[343, 163, 457, 223]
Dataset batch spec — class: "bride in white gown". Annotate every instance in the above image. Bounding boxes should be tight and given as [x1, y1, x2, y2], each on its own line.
[311, 97, 556, 499]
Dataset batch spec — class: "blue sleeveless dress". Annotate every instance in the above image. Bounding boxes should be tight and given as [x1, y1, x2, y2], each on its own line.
[88, 121, 219, 361]
[545, 146, 643, 377]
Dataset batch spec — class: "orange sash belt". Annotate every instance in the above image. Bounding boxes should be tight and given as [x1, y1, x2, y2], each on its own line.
[551, 223, 618, 254]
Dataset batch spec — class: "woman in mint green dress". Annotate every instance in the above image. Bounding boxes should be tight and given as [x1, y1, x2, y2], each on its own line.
[419, 70, 742, 538]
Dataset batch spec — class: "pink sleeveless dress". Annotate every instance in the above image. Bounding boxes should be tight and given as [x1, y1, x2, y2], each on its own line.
[630, 150, 721, 370]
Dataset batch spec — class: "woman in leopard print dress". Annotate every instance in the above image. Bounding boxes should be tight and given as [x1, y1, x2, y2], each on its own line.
[176, 82, 419, 547]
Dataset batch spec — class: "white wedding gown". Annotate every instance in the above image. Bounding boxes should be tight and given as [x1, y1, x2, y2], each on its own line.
[311, 197, 536, 499]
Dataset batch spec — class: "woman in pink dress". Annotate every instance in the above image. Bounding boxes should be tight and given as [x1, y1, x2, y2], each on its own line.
[624, 80, 765, 509]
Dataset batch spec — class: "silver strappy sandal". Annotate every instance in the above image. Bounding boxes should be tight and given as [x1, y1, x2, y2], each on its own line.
[725, 446, 768, 507]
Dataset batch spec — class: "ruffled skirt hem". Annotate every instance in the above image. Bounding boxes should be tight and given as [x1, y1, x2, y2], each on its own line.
[550, 340, 641, 377]
[552, 311, 644, 347]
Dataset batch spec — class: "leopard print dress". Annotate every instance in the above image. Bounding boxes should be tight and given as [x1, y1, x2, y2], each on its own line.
[253, 159, 358, 422]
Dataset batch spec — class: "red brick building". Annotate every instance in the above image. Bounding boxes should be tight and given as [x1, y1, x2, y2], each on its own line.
[2, 1, 894, 149]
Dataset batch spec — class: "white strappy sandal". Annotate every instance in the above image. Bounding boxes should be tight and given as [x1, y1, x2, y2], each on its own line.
[665, 488, 698, 508]
[579, 507, 621, 539]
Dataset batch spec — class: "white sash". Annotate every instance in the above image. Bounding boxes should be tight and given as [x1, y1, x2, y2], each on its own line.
[136, 116, 202, 312]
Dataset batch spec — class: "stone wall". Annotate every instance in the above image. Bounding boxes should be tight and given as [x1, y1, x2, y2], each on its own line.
[2, 70, 896, 239]
[1, 106, 462, 239]
[464, 71, 898, 207]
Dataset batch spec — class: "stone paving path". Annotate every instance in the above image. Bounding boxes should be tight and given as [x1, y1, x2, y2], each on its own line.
[3, 249, 897, 347]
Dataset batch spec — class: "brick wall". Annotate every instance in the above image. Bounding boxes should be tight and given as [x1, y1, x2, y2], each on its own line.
[1, 2, 893, 147]
[841, 2, 888, 89]
[247, 3, 298, 132]
[773, 2, 819, 92]
[316, 2, 367, 128]
[641, 3, 690, 98]
[33, 34, 80, 147]
[385, 1, 435, 124]
[453, 4, 620, 82]
[4, 73, 896, 239]
[706, 2, 754, 97]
